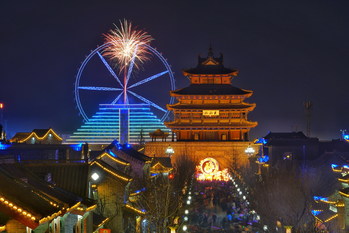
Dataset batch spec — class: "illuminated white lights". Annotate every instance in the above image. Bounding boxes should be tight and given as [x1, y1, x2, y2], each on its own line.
[184, 210, 189, 215]
[91, 172, 100, 181]
[245, 146, 255, 156]
[183, 225, 187, 231]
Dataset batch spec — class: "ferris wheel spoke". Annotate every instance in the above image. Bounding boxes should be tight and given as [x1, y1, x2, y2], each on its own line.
[111, 91, 124, 104]
[79, 86, 123, 91]
[97, 52, 124, 88]
[128, 91, 167, 113]
[128, 71, 169, 89]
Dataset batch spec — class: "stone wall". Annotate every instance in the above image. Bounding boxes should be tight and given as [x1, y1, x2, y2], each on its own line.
[144, 141, 259, 170]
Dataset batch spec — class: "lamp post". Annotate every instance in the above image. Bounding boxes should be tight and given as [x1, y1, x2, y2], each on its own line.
[166, 145, 174, 157]
[245, 145, 256, 157]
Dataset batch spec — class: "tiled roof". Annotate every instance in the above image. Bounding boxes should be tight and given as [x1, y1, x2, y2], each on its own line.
[151, 157, 172, 168]
[183, 49, 237, 75]
[25, 163, 89, 198]
[168, 103, 255, 110]
[171, 84, 251, 95]
[0, 164, 94, 229]
[32, 129, 50, 137]
[90, 159, 132, 182]
[10, 133, 30, 141]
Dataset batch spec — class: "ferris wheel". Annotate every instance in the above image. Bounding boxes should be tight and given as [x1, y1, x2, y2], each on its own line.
[74, 42, 176, 122]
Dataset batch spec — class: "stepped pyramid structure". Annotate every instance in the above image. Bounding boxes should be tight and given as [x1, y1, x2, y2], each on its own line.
[66, 104, 171, 144]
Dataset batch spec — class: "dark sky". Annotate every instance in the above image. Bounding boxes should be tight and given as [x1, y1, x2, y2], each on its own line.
[1, 0, 349, 140]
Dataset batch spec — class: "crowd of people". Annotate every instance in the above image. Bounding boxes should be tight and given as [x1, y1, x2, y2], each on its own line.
[186, 180, 263, 233]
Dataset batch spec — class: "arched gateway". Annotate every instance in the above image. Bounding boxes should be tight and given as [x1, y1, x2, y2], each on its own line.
[144, 48, 258, 170]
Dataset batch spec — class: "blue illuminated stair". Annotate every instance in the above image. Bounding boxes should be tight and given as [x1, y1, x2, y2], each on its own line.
[65, 104, 171, 144]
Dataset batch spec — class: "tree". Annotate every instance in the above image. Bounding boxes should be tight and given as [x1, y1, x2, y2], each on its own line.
[239, 158, 337, 233]
[138, 154, 196, 233]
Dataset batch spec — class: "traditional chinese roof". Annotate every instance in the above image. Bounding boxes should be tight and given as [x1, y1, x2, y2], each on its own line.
[149, 129, 169, 137]
[150, 157, 173, 174]
[124, 202, 146, 215]
[90, 160, 132, 183]
[10, 133, 30, 142]
[25, 163, 89, 198]
[167, 103, 255, 110]
[165, 121, 258, 128]
[183, 48, 238, 75]
[0, 164, 94, 229]
[171, 84, 252, 96]
[93, 213, 109, 231]
[151, 157, 172, 168]
[95, 152, 130, 167]
[339, 187, 349, 198]
[10, 128, 62, 143]
[314, 210, 338, 223]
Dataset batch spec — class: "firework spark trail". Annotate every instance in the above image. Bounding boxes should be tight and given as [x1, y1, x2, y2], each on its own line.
[103, 19, 153, 72]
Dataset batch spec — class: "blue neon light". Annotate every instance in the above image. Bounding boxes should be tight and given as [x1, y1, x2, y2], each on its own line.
[66, 104, 173, 144]
[255, 138, 267, 144]
[70, 143, 83, 151]
[0, 143, 10, 150]
[96, 51, 124, 88]
[344, 134, 349, 140]
[258, 155, 269, 163]
[311, 210, 322, 216]
[331, 164, 339, 169]
[313, 196, 328, 202]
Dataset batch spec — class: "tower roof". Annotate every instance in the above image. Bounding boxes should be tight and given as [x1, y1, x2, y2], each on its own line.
[171, 84, 252, 96]
[183, 47, 238, 75]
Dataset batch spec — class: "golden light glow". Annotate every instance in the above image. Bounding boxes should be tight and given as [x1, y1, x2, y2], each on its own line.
[86, 204, 97, 212]
[125, 204, 145, 215]
[12, 128, 63, 143]
[90, 161, 132, 182]
[103, 19, 153, 72]
[0, 195, 36, 222]
[325, 214, 338, 222]
[338, 177, 349, 183]
[96, 152, 130, 166]
[339, 191, 349, 198]
[196, 158, 230, 182]
[0, 226, 5, 231]
[97, 217, 110, 228]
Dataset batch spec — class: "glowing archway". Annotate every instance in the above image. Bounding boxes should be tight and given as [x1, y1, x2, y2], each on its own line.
[196, 158, 229, 182]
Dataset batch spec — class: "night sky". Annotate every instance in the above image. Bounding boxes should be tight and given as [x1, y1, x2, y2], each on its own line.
[1, 0, 349, 140]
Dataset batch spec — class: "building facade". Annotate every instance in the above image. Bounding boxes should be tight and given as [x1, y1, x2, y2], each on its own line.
[165, 48, 257, 141]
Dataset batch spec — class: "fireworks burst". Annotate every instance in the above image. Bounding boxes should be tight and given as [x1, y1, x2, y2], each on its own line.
[103, 19, 153, 72]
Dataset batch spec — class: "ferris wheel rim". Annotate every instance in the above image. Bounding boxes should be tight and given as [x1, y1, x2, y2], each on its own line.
[74, 42, 176, 122]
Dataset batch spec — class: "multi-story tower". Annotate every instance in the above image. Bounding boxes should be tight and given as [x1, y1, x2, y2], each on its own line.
[165, 48, 257, 141]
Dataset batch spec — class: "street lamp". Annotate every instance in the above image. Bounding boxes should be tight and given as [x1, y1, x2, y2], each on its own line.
[91, 172, 100, 181]
[245, 145, 256, 157]
[166, 145, 174, 157]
